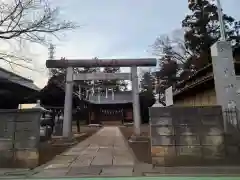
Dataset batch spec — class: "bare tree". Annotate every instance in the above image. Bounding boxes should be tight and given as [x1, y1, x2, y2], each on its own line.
[0, 0, 77, 44]
[151, 30, 194, 103]
[151, 34, 191, 65]
[0, 0, 78, 72]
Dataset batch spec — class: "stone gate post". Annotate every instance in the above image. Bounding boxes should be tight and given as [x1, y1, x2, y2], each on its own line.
[63, 67, 74, 138]
[131, 66, 141, 136]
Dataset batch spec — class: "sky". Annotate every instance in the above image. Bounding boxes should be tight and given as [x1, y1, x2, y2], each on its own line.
[1, 0, 240, 88]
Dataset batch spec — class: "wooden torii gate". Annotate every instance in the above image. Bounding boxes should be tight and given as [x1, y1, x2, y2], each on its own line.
[46, 58, 156, 138]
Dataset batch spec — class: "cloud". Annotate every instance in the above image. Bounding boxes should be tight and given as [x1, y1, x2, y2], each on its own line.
[3, 0, 239, 90]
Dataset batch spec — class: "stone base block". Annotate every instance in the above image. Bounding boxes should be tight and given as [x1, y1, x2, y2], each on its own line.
[129, 135, 149, 142]
[0, 150, 14, 168]
[15, 149, 39, 168]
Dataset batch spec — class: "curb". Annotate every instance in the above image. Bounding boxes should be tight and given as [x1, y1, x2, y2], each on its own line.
[118, 127, 139, 165]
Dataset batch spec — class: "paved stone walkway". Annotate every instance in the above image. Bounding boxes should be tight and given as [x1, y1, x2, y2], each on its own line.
[2, 127, 240, 178]
[31, 126, 135, 178]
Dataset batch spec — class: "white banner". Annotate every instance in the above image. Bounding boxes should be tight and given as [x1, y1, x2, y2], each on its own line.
[165, 86, 173, 106]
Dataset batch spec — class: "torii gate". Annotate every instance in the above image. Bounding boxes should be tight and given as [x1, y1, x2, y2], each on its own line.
[46, 58, 156, 138]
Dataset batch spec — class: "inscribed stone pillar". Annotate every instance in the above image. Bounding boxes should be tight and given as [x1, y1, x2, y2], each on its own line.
[211, 41, 239, 132]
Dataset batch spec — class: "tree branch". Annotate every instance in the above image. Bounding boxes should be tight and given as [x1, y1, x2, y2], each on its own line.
[0, 0, 78, 43]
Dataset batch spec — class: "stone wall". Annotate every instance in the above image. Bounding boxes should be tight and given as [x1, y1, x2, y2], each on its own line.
[149, 106, 240, 166]
[0, 109, 42, 168]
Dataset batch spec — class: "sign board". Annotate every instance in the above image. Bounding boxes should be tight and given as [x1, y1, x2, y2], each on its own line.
[18, 103, 37, 109]
[73, 73, 131, 81]
[165, 86, 173, 106]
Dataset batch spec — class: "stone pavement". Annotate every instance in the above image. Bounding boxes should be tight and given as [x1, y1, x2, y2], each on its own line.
[2, 126, 240, 178]
[2, 166, 240, 179]
[31, 126, 135, 178]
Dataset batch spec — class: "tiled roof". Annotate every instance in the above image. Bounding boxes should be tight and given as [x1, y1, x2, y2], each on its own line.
[0, 67, 40, 91]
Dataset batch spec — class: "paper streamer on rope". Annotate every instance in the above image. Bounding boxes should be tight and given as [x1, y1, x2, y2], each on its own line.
[98, 87, 101, 103]
[78, 85, 81, 99]
[105, 88, 108, 98]
[112, 88, 114, 100]
[86, 90, 89, 99]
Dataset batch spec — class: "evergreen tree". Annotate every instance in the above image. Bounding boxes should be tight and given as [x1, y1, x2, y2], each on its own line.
[140, 71, 155, 92]
[139, 70, 156, 123]
[48, 58, 99, 99]
[101, 67, 128, 91]
[152, 35, 180, 96]
[182, 0, 240, 68]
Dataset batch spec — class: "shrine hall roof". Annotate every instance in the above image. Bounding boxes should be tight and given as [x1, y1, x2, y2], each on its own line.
[87, 91, 132, 104]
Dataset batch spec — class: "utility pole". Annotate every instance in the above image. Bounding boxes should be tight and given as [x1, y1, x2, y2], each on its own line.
[48, 43, 55, 60]
[216, 0, 226, 41]
[48, 43, 55, 77]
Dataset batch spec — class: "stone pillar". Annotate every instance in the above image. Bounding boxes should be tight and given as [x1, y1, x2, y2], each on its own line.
[131, 66, 141, 136]
[63, 67, 73, 138]
[211, 41, 239, 132]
